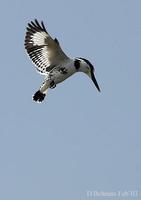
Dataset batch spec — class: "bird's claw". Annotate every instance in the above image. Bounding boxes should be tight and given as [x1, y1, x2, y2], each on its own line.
[50, 81, 56, 89]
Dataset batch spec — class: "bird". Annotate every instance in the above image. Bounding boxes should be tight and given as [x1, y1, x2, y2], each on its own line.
[24, 19, 100, 103]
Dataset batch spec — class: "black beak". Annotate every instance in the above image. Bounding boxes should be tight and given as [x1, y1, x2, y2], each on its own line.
[91, 72, 100, 92]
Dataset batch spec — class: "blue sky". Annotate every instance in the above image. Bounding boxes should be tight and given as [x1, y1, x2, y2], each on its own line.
[0, 0, 141, 199]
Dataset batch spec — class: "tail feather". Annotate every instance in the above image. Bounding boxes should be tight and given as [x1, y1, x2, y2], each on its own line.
[32, 90, 47, 103]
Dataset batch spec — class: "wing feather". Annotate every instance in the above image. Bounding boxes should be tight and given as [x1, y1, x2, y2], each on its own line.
[24, 19, 69, 74]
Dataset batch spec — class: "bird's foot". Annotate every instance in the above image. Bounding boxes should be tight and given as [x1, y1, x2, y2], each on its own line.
[50, 81, 56, 89]
[33, 90, 46, 103]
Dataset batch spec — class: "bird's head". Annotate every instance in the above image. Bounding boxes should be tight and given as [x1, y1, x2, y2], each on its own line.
[74, 57, 100, 92]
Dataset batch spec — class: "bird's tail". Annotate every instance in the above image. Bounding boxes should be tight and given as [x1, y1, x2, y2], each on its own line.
[32, 80, 50, 103]
[32, 89, 48, 103]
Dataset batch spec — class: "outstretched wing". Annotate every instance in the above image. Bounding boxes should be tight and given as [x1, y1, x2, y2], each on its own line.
[24, 19, 69, 74]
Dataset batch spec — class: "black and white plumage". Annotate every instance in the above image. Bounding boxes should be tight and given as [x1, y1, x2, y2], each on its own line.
[25, 19, 100, 103]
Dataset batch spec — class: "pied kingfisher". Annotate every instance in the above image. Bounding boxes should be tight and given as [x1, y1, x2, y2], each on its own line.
[24, 19, 100, 103]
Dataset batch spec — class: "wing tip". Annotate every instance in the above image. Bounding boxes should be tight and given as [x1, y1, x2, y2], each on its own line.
[26, 19, 47, 33]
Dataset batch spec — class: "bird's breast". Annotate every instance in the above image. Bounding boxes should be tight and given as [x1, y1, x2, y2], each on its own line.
[53, 65, 76, 84]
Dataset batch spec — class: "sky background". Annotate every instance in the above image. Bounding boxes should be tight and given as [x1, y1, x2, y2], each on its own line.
[0, 0, 141, 199]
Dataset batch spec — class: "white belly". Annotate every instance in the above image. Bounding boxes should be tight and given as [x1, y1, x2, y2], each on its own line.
[55, 72, 74, 84]
[53, 65, 76, 85]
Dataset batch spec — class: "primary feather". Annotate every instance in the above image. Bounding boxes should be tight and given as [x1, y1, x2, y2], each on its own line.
[25, 19, 69, 75]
